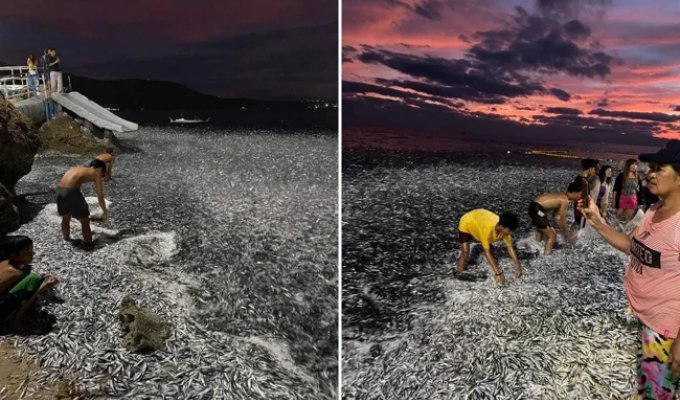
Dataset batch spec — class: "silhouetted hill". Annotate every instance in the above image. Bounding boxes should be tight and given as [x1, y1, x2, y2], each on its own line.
[68, 75, 263, 110]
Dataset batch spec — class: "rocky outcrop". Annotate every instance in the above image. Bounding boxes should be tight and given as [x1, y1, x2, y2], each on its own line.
[38, 115, 118, 156]
[0, 98, 39, 234]
[0, 183, 20, 234]
[0, 98, 40, 195]
[119, 296, 172, 353]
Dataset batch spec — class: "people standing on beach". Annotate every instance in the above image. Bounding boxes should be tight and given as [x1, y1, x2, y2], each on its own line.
[573, 158, 600, 229]
[96, 148, 116, 181]
[55, 159, 108, 245]
[455, 209, 522, 286]
[529, 181, 583, 255]
[0, 236, 58, 331]
[46, 48, 62, 93]
[613, 159, 641, 223]
[579, 139, 680, 399]
[26, 55, 38, 97]
[597, 165, 614, 222]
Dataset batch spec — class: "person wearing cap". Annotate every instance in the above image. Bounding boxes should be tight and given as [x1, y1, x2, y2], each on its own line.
[579, 139, 680, 398]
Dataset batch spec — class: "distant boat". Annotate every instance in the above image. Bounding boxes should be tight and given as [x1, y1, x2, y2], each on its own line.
[169, 117, 211, 124]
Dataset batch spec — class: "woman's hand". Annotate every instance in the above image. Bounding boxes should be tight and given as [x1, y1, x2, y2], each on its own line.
[577, 198, 603, 226]
[668, 334, 680, 375]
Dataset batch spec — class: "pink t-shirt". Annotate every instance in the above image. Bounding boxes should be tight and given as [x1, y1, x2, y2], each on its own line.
[624, 204, 680, 338]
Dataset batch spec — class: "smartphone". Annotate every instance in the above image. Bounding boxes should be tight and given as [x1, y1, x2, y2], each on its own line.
[581, 178, 590, 208]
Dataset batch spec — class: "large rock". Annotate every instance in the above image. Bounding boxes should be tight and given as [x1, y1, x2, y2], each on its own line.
[0, 98, 40, 195]
[119, 296, 172, 353]
[0, 182, 20, 234]
[38, 115, 118, 156]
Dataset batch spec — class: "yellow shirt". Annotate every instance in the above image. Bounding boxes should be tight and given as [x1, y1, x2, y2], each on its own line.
[458, 209, 512, 249]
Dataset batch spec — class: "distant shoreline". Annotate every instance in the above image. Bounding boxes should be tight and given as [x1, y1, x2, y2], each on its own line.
[343, 128, 658, 161]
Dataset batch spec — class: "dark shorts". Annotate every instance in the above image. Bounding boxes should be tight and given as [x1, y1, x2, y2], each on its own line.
[55, 187, 89, 219]
[0, 273, 43, 323]
[528, 201, 550, 229]
[458, 230, 473, 243]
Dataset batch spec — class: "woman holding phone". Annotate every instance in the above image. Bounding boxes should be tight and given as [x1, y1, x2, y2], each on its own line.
[580, 140, 680, 399]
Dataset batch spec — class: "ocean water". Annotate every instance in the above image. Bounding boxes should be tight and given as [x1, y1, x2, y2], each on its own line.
[13, 127, 338, 399]
[342, 129, 661, 161]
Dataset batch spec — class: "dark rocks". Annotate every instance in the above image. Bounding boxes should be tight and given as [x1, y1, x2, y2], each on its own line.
[38, 115, 117, 156]
[0, 183, 20, 235]
[0, 98, 40, 195]
[118, 295, 171, 353]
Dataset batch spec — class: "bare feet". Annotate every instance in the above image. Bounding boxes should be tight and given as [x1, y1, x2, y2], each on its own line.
[495, 273, 506, 286]
[514, 267, 522, 279]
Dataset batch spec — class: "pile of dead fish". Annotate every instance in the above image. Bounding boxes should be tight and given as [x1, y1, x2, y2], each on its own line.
[343, 150, 636, 399]
[12, 127, 337, 399]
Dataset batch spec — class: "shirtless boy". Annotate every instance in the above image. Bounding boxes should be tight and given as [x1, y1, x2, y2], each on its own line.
[55, 159, 108, 244]
[529, 180, 584, 254]
[95, 148, 115, 180]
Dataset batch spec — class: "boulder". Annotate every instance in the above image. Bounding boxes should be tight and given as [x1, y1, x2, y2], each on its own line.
[0, 98, 40, 195]
[38, 114, 118, 156]
[119, 296, 172, 353]
[0, 183, 20, 235]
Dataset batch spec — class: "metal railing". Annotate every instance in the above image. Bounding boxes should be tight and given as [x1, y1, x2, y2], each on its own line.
[0, 65, 70, 102]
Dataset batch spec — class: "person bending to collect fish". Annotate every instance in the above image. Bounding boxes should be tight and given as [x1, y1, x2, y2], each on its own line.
[455, 209, 522, 286]
[529, 181, 584, 254]
[0, 236, 58, 331]
[55, 159, 108, 245]
[580, 140, 680, 399]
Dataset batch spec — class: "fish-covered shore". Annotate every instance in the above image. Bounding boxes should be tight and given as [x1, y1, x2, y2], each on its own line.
[6, 127, 338, 399]
[342, 148, 637, 399]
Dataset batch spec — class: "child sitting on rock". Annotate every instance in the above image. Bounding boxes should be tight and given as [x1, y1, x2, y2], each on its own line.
[0, 236, 58, 331]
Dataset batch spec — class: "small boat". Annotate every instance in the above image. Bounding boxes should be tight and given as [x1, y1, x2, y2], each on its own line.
[169, 116, 210, 124]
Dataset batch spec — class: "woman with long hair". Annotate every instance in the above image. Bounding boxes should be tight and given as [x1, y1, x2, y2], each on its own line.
[597, 165, 614, 222]
[580, 140, 680, 398]
[613, 158, 641, 222]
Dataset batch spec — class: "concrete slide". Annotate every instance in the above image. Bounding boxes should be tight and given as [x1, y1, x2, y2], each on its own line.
[51, 91, 138, 132]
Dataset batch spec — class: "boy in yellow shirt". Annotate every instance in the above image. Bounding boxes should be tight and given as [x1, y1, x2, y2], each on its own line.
[456, 209, 522, 286]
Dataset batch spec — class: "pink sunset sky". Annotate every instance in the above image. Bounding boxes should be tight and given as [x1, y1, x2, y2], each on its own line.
[343, 0, 680, 144]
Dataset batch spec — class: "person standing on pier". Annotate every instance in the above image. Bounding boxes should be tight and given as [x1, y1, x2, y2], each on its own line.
[26, 55, 38, 97]
[40, 49, 50, 92]
[46, 48, 62, 93]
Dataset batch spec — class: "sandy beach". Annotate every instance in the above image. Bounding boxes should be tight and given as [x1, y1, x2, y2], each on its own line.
[4, 127, 338, 399]
[342, 142, 638, 399]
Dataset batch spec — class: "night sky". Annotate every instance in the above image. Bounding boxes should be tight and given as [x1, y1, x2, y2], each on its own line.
[0, 0, 337, 100]
[343, 0, 680, 144]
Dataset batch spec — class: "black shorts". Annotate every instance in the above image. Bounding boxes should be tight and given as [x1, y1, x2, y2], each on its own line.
[458, 231, 473, 243]
[55, 187, 90, 219]
[528, 201, 550, 229]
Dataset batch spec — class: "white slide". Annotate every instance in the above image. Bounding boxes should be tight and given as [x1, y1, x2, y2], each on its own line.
[51, 91, 138, 132]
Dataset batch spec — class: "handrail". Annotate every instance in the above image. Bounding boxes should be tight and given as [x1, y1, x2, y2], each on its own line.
[0, 65, 67, 102]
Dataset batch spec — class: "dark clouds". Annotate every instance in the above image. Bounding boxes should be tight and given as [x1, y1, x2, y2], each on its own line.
[347, 4, 615, 106]
[545, 107, 582, 115]
[469, 8, 613, 79]
[340, 0, 673, 142]
[344, 96, 663, 146]
[549, 88, 571, 101]
[384, 0, 445, 21]
[589, 109, 680, 123]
